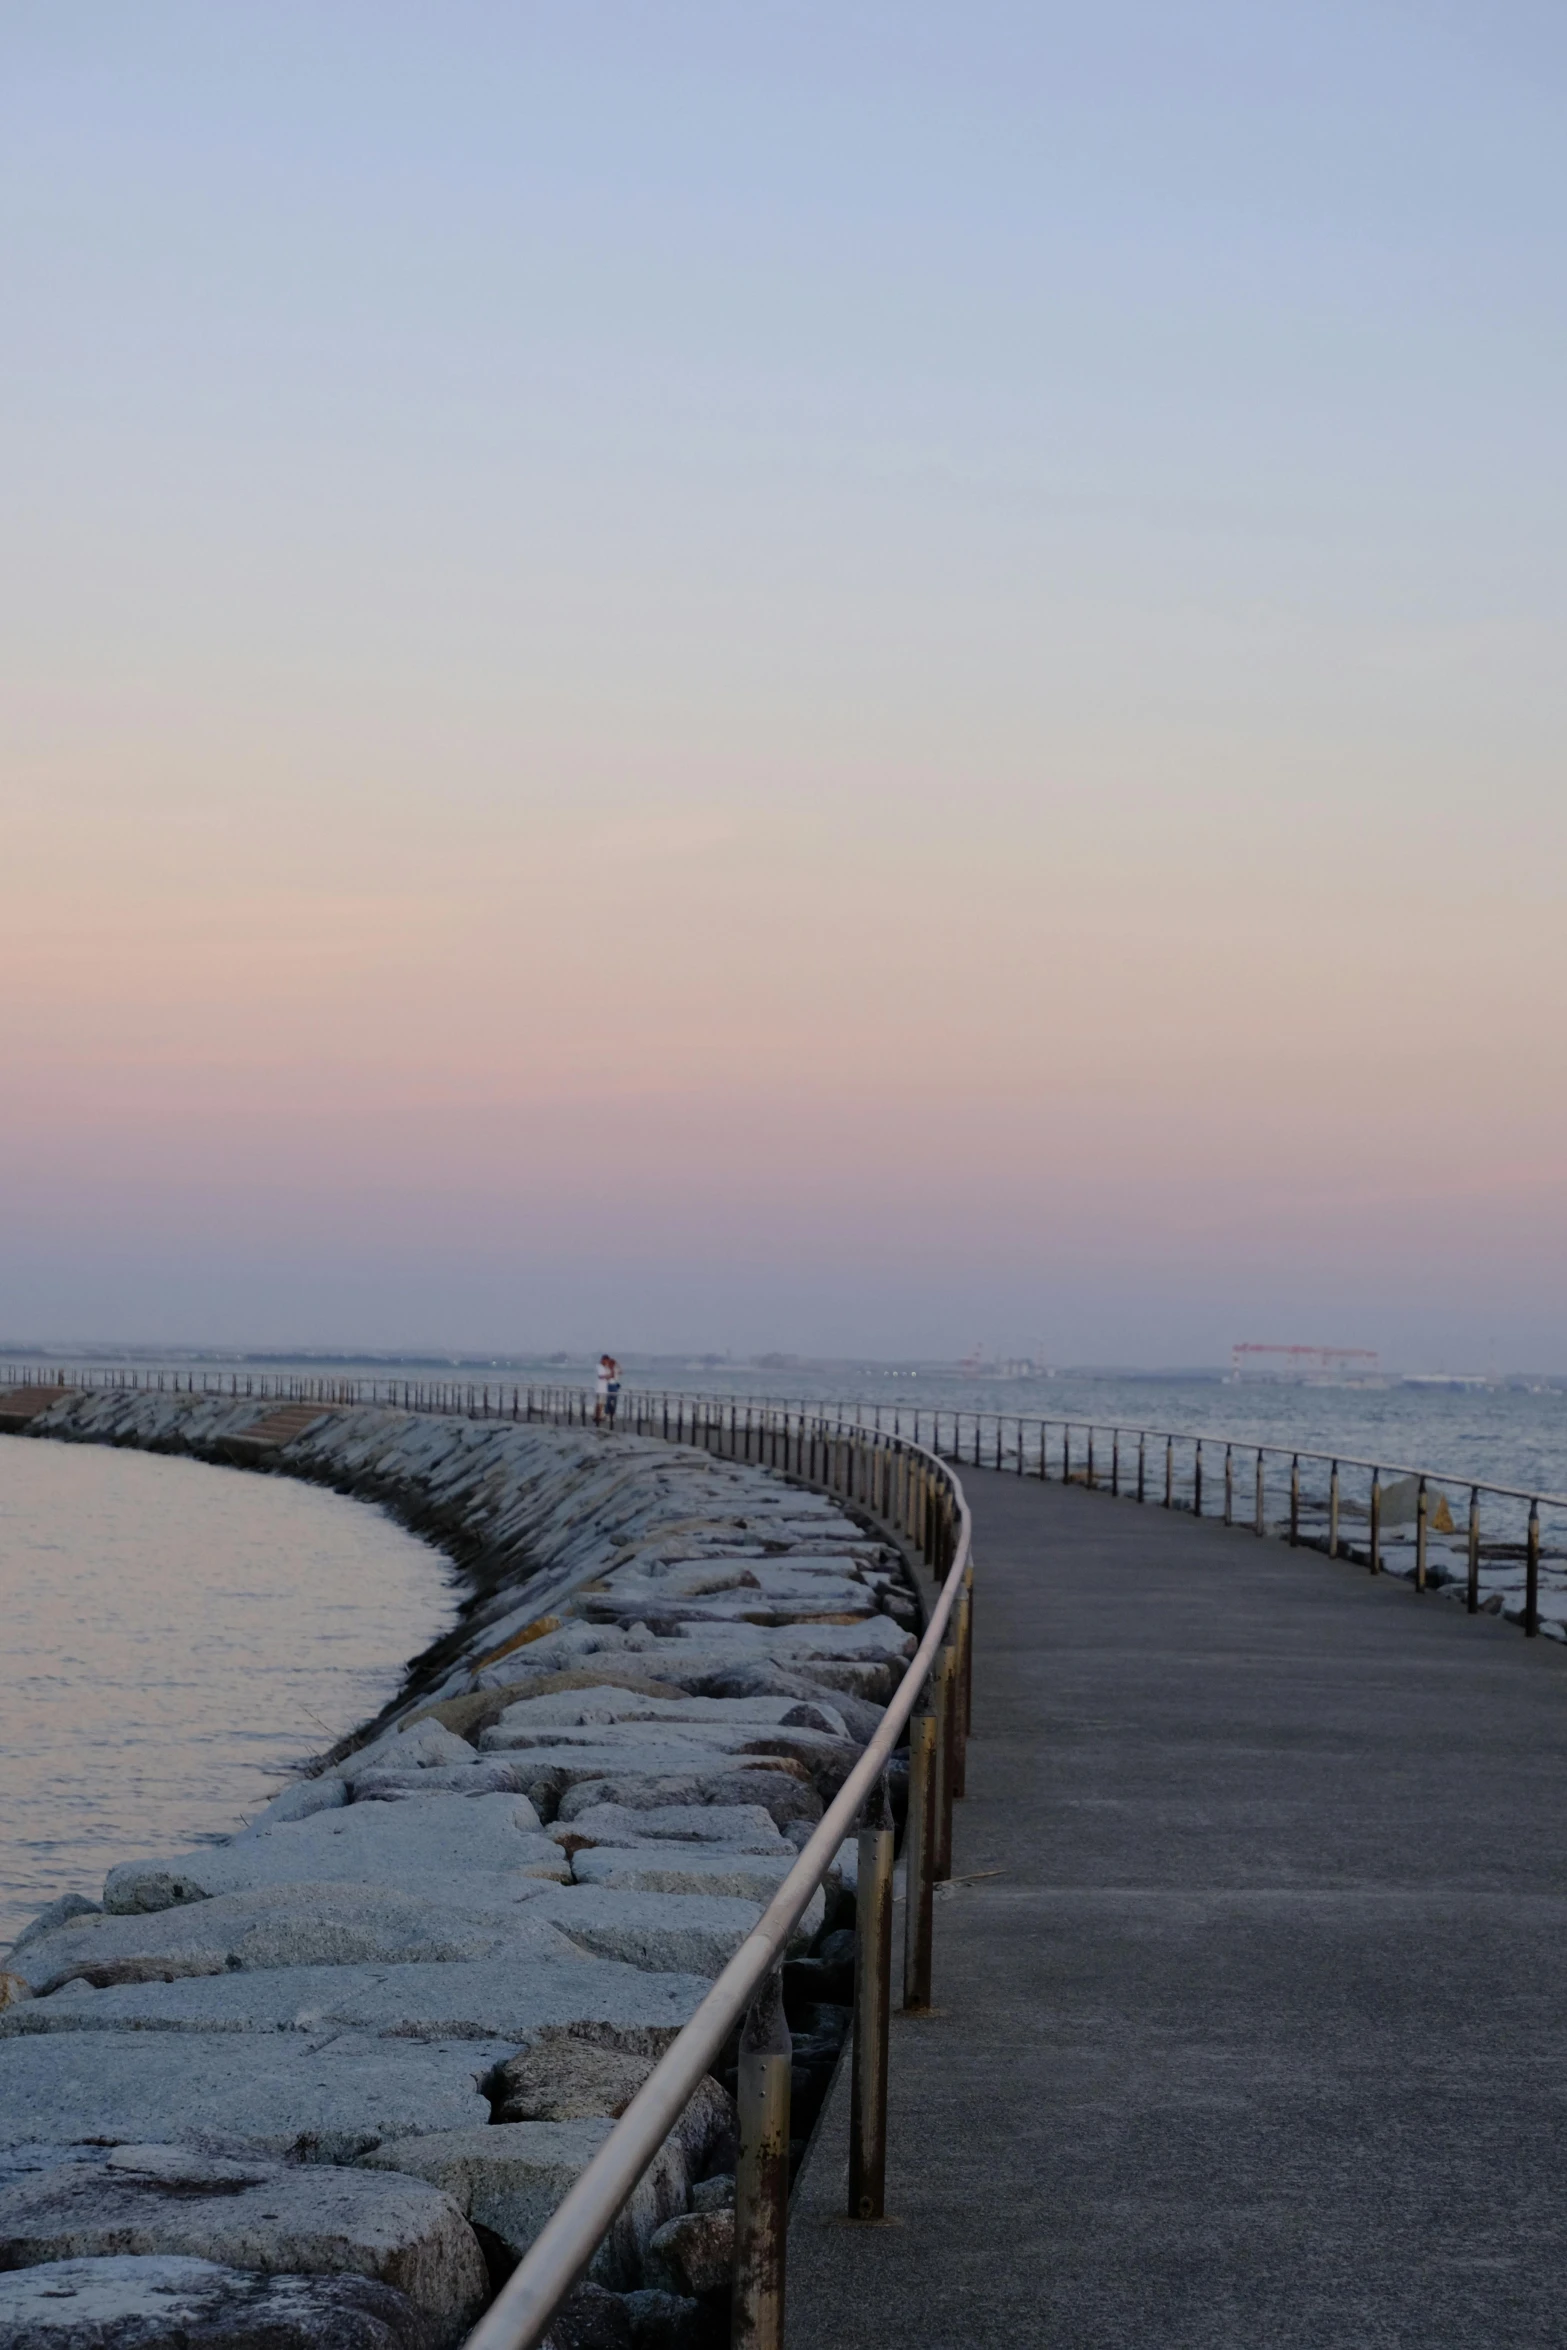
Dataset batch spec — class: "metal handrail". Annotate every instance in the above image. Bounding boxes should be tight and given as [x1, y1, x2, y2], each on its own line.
[466, 1434, 971, 2350]
[4, 1363, 1557, 1516]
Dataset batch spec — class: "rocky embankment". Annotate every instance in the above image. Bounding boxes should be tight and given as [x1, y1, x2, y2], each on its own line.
[0, 1394, 921, 2350]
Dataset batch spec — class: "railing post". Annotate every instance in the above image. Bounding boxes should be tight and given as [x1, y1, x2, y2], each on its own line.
[1111, 1430, 1120, 1496]
[1254, 1451, 1265, 1535]
[1369, 1470, 1381, 1575]
[1289, 1455, 1300, 1546]
[848, 1782, 894, 2222]
[903, 1709, 937, 2011]
[1164, 1436, 1173, 1508]
[1137, 1433, 1145, 1503]
[1467, 1487, 1481, 1613]
[1415, 1477, 1428, 1591]
[731, 1968, 791, 2350]
[1087, 1429, 1096, 1490]
[1526, 1501, 1541, 1637]
[1194, 1440, 1203, 1518]
[1223, 1443, 1233, 1526]
[1329, 1462, 1341, 1558]
[932, 1644, 957, 1882]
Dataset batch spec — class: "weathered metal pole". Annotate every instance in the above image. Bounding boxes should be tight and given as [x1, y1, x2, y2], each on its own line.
[933, 1644, 957, 1882]
[731, 1970, 792, 2350]
[1415, 1477, 1428, 1592]
[950, 1579, 972, 1798]
[1369, 1470, 1381, 1575]
[1526, 1501, 1541, 1637]
[1467, 1487, 1481, 1614]
[848, 1786, 894, 2221]
[903, 1710, 936, 2011]
[1329, 1462, 1341, 1559]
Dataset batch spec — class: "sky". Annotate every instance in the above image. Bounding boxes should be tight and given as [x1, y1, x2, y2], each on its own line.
[3, 1, 1565, 1368]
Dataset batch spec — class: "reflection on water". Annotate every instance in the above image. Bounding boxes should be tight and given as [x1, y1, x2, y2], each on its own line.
[0, 1438, 453, 1945]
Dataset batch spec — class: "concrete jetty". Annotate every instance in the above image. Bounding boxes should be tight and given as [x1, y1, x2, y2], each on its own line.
[0, 1394, 918, 2350]
[787, 1466, 1567, 2349]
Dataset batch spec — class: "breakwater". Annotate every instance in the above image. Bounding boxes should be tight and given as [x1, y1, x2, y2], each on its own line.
[0, 1392, 923, 2350]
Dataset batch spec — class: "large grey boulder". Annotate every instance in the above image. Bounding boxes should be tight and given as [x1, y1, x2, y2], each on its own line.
[492, 2051, 735, 2175]
[0, 2032, 508, 2164]
[348, 1760, 538, 1804]
[0, 2148, 485, 2345]
[361, 2121, 686, 2289]
[570, 1848, 796, 1903]
[103, 1796, 556, 1913]
[336, 1722, 476, 1783]
[643, 2210, 734, 2300]
[552, 1772, 820, 1832]
[235, 1782, 347, 1835]
[0, 2256, 430, 2350]
[483, 1689, 848, 1738]
[552, 1806, 785, 1854]
[492, 2041, 652, 2122]
[531, 1889, 800, 1976]
[4, 1901, 101, 1961]
[4, 1959, 707, 2049]
[6, 1883, 572, 1999]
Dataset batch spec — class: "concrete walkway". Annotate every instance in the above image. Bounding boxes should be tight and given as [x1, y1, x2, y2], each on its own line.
[787, 1468, 1567, 2349]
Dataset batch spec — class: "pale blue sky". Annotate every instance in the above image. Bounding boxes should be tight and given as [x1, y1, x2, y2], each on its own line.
[3, 3, 1564, 1364]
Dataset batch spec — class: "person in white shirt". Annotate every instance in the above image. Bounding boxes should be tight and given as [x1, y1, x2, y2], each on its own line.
[594, 1355, 612, 1426]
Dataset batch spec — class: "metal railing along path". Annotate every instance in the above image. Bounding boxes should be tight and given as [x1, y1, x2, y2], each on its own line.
[6, 1364, 1562, 1638]
[1, 1361, 974, 2350]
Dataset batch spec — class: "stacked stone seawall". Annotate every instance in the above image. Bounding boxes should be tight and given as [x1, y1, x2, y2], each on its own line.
[0, 1394, 921, 2350]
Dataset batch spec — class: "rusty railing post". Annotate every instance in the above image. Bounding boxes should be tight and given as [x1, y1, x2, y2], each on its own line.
[932, 1643, 957, 1882]
[731, 1969, 791, 2350]
[1369, 1469, 1381, 1575]
[1415, 1476, 1428, 1592]
[903, 1709, 936, 2010]
[1526, 1500, 1541, 1636]
[1466, 1487, 1481, 1613]
[849, 1781, 894, 2221]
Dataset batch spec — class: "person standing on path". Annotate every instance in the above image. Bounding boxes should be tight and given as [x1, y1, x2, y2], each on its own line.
[594, 1355, 613, 1426]
[605, 1358, 621, 1429]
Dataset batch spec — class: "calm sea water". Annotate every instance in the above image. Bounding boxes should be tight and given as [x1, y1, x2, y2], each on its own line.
[0, 1438, 453, 1947]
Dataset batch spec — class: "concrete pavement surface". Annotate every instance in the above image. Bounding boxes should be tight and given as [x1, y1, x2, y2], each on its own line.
[786, 1468, 1567, 2348]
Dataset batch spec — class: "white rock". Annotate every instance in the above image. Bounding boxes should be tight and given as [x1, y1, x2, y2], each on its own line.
[4, 1957, 709, 2047]
[554, 1804, 787, 1853]
[6, 1881, 570, 1998]
[103, 1795, 555, 1912]
[530, 1886, 821, 1974]
[0, 2032, 511, 2163]
[571, 1847, 799, 1902]
[0, 2150, 487, 2344]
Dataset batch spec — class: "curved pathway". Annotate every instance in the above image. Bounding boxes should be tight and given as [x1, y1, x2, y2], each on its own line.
[788, 1466, 1567, 2348]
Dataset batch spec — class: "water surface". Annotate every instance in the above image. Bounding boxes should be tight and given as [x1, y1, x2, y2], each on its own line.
[0, 1437, 453, 1945]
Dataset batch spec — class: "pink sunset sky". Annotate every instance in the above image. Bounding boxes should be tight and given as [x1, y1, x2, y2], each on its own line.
[3, 4, 1564, 1367]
